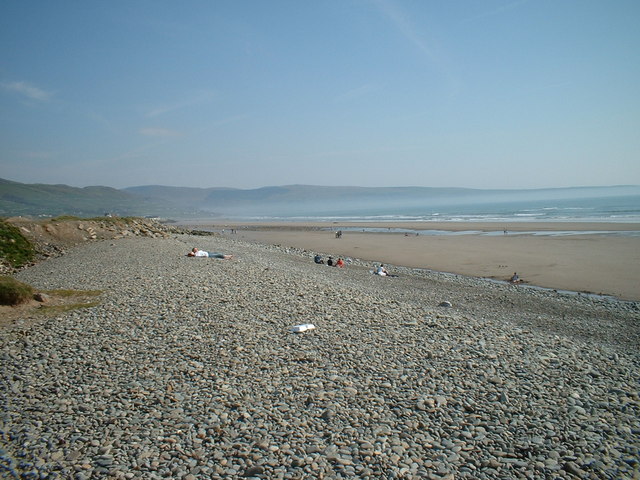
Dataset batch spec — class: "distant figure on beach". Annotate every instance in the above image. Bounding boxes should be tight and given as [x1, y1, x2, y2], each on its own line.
[335, 230, 342, 239]
[510, 272, 522, 283]
[327, 257, 334, 266]
[187, 247, 233, 259]
[336, 258, 345, 268]
[374, 264, 398, 277]
[314, 254, 324, 264]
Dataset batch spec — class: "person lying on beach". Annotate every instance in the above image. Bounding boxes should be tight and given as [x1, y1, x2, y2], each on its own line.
[187, 247, 233, 259]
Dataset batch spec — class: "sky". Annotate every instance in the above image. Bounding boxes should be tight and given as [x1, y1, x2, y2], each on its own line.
[1, 0, 639, 190]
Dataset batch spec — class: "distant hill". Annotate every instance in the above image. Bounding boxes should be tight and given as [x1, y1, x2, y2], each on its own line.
[124, 183, 640, 217]
[124, 184, 503, 216]
[2, 177, 639, 219]
[0, 178, 199, 218]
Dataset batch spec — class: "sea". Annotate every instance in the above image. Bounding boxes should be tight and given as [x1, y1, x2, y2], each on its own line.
[236, 192, 640, 225]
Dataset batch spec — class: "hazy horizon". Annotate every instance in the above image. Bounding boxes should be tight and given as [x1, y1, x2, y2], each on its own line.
[3, 176, 640, 192]
[2, 176, 639, 221]
[2, 2, 639, 190]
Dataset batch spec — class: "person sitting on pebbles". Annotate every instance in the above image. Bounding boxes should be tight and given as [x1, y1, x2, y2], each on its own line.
[510, 272, 522, 284]
[375, 264, 398, 277]
[187, 247, 233, 259]
[336, 258, 345, 268]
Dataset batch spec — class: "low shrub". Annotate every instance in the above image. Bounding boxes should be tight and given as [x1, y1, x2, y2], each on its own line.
[0, 219, 36, 268]
[49, 215, 142, 225]
[49, 215, 83, 222]
[46, 288, 102, 298]
[0, 275, 34, 306]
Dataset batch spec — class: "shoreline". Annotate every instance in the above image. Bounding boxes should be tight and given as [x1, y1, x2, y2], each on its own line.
[177, 220, 640, 301]
[176, 219, 640, 232]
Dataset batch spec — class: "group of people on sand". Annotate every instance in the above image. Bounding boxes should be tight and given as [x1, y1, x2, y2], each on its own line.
[313, 253, 399, 277]
[313, 251, 404, 278]
[187, 243, 523, 286]
[314, 255, 345, 267]
[188, 246, 520, 285]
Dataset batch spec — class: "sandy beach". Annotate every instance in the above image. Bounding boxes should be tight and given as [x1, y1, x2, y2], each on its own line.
[180, 221, 640, 301]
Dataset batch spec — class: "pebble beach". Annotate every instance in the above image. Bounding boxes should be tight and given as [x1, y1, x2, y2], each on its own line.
[2, 233, 639, 479]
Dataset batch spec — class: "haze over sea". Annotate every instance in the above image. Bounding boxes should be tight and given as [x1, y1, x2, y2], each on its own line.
[234, 191, 640, 225]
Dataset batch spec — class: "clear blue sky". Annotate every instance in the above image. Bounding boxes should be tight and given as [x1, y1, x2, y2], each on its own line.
[1, 1, 639, 189]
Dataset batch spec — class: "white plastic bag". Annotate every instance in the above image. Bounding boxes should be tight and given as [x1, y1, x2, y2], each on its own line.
[291, 323, 316, 333]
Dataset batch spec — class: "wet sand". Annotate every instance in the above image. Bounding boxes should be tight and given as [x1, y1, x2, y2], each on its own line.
[180, 221, 640, 301]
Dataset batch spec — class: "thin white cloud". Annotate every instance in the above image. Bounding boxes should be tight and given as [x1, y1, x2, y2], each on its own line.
[190, 113, 253, 136]
[86, 113, 249, 173]
[334, 83, 381, 102]
[460, 0, 530, 24]
[372, 0, 460, 95]
[1, 81, 52, 101]
[372, 0, 438, 64]
[139, 127, 182, 138]
[145, 90, 217, 118]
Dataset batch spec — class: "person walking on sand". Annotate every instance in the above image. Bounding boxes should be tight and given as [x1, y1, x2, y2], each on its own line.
[187, 247, 233, 259]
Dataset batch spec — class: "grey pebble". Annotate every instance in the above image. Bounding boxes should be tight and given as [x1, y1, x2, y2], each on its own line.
[1, 233, 638, 479]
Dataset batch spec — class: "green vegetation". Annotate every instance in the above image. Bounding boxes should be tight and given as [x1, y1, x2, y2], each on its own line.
[45, 288, 102, 298]
[35, 288, 102, 315]
[0, 177, 192, 217]
[37, 300, 101, 315]
[92, 216, 143, 225]
[49, 215, 140, 224]
[0, 275, 34, 306]
[49, 215, 83, 222]
[0, 219, 36, 268]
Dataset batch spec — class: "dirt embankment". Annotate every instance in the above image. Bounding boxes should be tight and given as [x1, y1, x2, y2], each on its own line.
[1, 217, 189, 327]
[4, 217, 184, 269]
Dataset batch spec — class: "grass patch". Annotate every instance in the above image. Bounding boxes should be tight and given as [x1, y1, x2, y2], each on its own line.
[0, 275, 34, 305]
[92, 216, 147, 225]
[49, 215, 145, 224]
[45, 288, 102, 298]
[0, 284, 104, 328]
[49, 215, 84, 222]
[37, 301, 102, 315]
[0, 219, 36, 268]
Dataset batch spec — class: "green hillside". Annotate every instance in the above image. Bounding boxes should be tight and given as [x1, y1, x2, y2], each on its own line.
[0, 178, 194, 218]
[4, 178, 639, 219]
